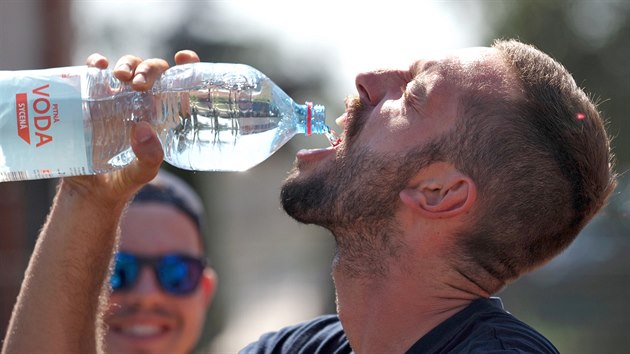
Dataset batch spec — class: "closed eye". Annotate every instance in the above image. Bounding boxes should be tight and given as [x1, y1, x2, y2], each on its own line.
[404, 79, 427, 115]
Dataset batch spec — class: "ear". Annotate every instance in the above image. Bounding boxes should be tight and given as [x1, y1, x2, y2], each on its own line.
[200, 268, 218, 307]
[399, 163, 476, 219]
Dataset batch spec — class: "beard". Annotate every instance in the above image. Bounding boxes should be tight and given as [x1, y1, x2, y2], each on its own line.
[281, 146, 405, 229]
[280, 95, 440, 230]
[281, 96, 381, 228]
[281, 146, 411, 277]
[281, 126, 441, 278]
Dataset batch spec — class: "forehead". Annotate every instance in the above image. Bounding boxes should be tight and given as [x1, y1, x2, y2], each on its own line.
[406, 47, 514, 110]
[119, 203, 203, 256]
[390, 47, 514, 146]
[410, 47, 501, 72]
[410, 48, 510, 89]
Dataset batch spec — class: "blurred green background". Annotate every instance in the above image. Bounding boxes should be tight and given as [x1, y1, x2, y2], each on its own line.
[0, 1, 628, 353]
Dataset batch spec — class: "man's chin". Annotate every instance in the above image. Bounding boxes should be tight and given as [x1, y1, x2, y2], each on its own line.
[280, 172, 335, 227]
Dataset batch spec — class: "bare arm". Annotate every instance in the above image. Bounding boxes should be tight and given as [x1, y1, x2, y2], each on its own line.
[1, 50, 200, 354]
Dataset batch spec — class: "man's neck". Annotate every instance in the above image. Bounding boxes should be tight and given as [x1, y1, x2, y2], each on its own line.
[331, 249, 485, 354]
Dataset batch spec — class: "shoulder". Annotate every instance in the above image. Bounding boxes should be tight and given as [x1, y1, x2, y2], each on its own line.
[408, 298, 559, 354]
[239, 315, 352, 354]
[459, 314, 560, 354]
[467, 298, 559, 353]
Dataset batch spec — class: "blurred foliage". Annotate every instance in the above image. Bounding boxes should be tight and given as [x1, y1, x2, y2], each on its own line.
[477, 1, 630, 353]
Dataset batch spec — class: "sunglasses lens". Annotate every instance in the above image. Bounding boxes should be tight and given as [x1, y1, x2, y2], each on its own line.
[158, 255, 204, 295]
[110, 253, 139, 291]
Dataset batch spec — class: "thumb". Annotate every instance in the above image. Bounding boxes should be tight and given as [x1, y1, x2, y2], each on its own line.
[127, 121, 164, 187]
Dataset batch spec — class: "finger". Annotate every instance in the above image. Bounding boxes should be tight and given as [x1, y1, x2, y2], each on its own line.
[131, 58, 170, 91]
[113, 55, 144, 82]
[86, 53, 109, 69]
[174, 50, 200, 65]
[127, 121, 164, 187]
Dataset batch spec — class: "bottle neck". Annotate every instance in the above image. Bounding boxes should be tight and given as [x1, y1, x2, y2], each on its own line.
[295, 102, 326, 135]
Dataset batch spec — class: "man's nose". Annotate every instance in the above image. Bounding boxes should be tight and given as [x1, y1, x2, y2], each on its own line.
[133, 267, 162, 295]
[355, 69, 407, 106]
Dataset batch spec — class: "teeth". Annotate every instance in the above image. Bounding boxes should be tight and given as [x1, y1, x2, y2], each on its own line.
[121, 325, 162, 336]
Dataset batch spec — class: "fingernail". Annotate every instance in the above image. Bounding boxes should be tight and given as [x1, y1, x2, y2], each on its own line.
[115, 63, 132, 73]
[132, 73, 147, 85]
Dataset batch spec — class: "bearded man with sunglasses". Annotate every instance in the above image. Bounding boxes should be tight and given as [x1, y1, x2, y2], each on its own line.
[105, 170, 216, 354]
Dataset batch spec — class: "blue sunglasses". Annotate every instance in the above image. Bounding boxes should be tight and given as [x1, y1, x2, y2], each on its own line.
[110, 252, 206, 296]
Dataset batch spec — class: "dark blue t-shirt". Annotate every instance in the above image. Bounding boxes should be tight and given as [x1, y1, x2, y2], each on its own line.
[240, 297, 559, 354]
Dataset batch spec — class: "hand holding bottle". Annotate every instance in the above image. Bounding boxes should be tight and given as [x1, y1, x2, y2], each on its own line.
[1, 51, 201, 354]
[60, 51, 201, 209]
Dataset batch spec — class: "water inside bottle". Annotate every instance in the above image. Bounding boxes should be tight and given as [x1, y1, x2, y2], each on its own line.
[159, 90, 309, 171]
[86, 82, 337, 173]
[87, 93, 142, 172]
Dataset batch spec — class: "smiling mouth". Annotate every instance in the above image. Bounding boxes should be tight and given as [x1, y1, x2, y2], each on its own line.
[115, 324, 169, 338]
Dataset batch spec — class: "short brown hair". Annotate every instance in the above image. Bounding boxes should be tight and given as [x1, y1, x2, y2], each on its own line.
[446, 39, 616, 285]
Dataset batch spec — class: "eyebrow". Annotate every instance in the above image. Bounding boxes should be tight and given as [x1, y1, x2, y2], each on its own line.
[407, 56, 453, 98]
[409, 60, 439, 78]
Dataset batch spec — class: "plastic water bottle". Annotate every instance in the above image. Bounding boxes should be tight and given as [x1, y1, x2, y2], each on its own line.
[0, 63, 333, 182]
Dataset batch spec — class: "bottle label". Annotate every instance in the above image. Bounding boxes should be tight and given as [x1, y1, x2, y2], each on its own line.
[0, 68, 88, 180]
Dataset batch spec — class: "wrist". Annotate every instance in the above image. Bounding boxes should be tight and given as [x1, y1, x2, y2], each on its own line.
[57, 178, 130, 217]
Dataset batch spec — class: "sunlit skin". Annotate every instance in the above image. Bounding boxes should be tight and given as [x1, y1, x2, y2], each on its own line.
[104, 203, 216, 354]
[282, 47, 515, 353]
[293, 47, 511, 174]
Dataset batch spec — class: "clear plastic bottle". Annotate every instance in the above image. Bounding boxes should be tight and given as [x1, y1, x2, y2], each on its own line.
[0, 63, 328, 182]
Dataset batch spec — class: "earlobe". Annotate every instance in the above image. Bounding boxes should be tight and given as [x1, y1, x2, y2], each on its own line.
[400, 173, 476, 219]
[201, 268, 218, 306]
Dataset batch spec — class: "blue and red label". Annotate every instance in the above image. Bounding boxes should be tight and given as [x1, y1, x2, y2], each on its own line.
[0, 67, 88, 180]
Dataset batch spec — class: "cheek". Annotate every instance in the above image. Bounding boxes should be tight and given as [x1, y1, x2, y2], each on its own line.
[361, 119, 412, 151]
[178, 295, 208, 331]
[106, 293, 125, 308]
[176, 298, 207, 349]
[104, 293, 126, 319]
